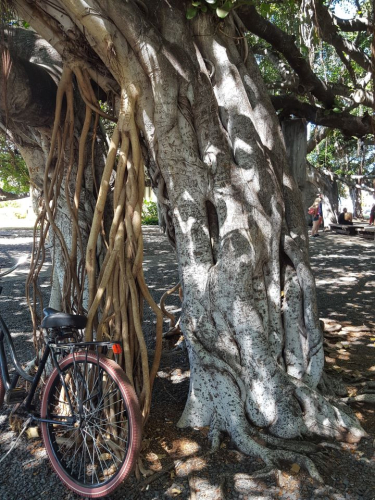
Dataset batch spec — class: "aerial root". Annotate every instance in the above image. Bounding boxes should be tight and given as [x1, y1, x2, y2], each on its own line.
[25, 57, 163, 434]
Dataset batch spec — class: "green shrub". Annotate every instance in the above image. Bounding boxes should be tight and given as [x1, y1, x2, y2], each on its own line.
[0, 200, 22, 209]
[142, 200, 159, 225]
[14, 211, 27, 219]
[0, 135, 30, 196]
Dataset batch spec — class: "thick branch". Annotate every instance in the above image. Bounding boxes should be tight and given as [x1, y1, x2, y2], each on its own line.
[15, 1, 119, 95]
[312, 0, 371, 72]
[238, 5, 335, 108]
[333, 15, 372, 32]
[308, 161, 375, 193]
[272, 95, 373, 137]
[254, 47, 297, 88]
[328, 82, 375, 109]
[306, 127, 330, 154]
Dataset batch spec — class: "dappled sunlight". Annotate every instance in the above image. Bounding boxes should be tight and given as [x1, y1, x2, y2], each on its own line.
[157, 367, 190, 384]
[321, 318, 375, 383]
[1, 228, 374, 498]
[233, 470, 315, 499]
[310, 232, 375, 328]
[22, 446, 48, 471]
[164, 437, 201, 459]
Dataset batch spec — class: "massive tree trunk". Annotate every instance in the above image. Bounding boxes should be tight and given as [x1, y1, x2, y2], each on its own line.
[305, 163, 339, 225]
[281, 120, 338, 227]
[5, 0, 366, 476]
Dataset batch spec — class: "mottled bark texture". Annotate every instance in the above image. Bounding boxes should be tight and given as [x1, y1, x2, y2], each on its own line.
[8, 0, 367, 475]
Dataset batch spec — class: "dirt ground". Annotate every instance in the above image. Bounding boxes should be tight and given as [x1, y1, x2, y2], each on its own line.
[0, 227, 374, 500]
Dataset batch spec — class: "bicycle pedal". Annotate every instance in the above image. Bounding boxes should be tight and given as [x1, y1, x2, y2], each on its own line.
[5, 388, 27, 405]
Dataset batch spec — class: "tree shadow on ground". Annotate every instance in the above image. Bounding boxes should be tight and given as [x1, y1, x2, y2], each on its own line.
[1, 228, 375, 499]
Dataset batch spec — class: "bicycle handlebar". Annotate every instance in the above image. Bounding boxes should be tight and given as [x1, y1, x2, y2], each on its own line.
[0, 255, 29, 278]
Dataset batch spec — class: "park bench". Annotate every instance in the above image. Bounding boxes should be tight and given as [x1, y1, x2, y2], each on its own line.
[329, 223, 363, 236]
[356, 226, 375, 240]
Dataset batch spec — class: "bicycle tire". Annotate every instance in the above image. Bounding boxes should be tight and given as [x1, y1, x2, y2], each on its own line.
[0, 373, 4, 409]
[41, 352, 142, 498]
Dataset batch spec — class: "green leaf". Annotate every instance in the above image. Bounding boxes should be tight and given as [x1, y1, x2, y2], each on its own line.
[216, 1, 232, 18]
[259, 3, 271, 16]
[333, 108, 341, 113]
[216, 8, 229, 17]
[192, 1, 201, 5]
[205, 0, 217, 4]
[201, 4, 208, 12]
[186, 6, 198, 19]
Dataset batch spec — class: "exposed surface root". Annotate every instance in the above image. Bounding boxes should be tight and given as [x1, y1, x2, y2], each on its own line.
[341, 394, 375, 404]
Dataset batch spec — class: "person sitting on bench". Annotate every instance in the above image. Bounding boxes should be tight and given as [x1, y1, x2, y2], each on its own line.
[338, 208, 353, 225]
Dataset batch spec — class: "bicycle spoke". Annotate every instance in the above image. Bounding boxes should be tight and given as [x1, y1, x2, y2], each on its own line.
[93, 422, 129, 445]
[82, 425, 121, 479]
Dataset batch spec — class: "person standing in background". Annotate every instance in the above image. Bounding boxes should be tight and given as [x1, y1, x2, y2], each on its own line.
[309, 194, 323, 237]
[369, 204, 375, 225]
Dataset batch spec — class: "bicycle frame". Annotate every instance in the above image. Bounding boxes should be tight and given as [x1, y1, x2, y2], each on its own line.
[0, 309, 121, 428]
[0, 309, 77, 425]
[0, 313, 35, 389]
[0, 259, 122, 430]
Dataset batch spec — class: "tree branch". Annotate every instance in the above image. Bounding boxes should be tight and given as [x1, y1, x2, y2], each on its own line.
[254, 47, 297, 88]
[311, 0, 371, 72]
[272, 95, 373, 137]
[332, 15, 372, 33]
[309, 162, 375, 194]
[306, 127, 330, 154]
[238, 5, 336, 108]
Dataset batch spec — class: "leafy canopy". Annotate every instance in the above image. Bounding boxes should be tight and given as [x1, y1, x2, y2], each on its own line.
[0, 135, 29, 196]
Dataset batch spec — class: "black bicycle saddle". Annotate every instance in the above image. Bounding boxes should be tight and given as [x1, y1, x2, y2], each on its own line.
[41, 308, 87, 329]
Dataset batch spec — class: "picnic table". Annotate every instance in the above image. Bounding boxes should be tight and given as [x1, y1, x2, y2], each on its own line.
[329, 223, 365, 236]
[356, 226, 375, 240]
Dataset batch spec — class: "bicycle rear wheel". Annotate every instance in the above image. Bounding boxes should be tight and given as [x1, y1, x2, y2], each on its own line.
[41, 352, 142, 498]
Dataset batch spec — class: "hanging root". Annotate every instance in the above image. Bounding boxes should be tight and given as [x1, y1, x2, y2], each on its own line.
[81, 82, 163, 421]
[26, 56, 164, 429]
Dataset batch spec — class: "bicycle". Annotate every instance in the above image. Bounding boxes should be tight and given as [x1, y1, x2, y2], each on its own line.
[0, 258, 142, 498]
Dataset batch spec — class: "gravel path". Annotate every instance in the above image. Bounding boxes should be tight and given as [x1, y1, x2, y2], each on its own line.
[0, 226, 374, 500]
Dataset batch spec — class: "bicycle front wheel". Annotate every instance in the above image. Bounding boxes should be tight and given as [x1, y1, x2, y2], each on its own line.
[41, 352, 142, 498]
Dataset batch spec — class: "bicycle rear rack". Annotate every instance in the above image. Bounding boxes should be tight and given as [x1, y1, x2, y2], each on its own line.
[48, 340, 123, 363]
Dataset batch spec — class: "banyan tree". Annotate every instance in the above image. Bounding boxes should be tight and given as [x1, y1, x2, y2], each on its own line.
[0, 0, 369, 480]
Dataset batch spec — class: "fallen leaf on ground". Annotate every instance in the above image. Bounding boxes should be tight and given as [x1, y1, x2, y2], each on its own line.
[290, 463, 300, 475]
[170, 487, 182, 495]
